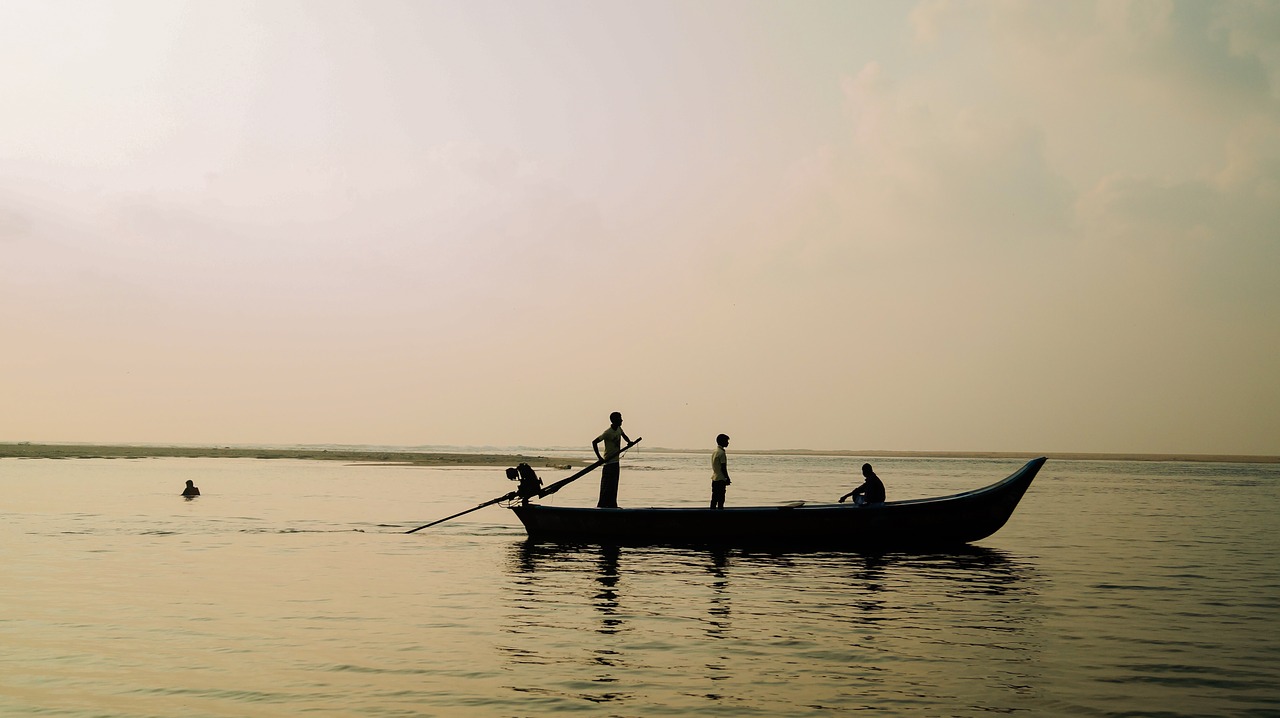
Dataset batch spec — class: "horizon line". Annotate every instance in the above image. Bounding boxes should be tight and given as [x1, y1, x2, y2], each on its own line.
[1, 441, 1277, 464]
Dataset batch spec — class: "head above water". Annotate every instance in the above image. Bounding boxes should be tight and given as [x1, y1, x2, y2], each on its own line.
[716, 434, 730, 447]
[609, 411, 622, 426]
[185, 480, 195, 487]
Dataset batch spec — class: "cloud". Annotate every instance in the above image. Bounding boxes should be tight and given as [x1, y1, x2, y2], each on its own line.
[843, 63, 1074, 244]
[1217, 0, 1280, 98]
[772, 2, 1280, 274]
[1079, 116, 1280, 311]
[975, 1, 1274, 107]
[746, 56, 1075, 285]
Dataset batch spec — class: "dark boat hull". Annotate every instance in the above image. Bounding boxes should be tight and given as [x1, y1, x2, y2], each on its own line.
[511, 457, 1045, 548]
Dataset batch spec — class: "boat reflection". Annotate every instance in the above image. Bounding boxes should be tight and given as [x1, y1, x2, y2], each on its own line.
[705, 547, 731, 641]
[511, 540, 1035, 589]
[499, 541, 1042, 707]
[508, 541, 1037, 605]
[594, 543, 622, 636]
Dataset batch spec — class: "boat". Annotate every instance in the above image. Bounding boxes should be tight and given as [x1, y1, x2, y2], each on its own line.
[510, 457, 1046, 548]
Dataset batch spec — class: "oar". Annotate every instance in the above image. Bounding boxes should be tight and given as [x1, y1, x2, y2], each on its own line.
[403, 438, 642, 534]
[404, 492, 516, 534]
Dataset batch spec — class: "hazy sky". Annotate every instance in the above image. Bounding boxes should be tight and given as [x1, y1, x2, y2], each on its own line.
[2, 0, 1278, 454]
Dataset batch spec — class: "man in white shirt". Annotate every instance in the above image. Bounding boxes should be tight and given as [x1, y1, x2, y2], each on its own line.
[591, 412, 632, 508]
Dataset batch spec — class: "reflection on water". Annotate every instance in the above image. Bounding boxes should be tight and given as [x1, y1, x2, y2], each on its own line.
[503, 541, 1042, 714]
[706, 547, 730, 643]
[595, 544, 622, 636]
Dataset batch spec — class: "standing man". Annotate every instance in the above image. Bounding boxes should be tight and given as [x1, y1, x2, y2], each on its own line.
[592, 411, 633, 508]
[710, 433, 731, 509]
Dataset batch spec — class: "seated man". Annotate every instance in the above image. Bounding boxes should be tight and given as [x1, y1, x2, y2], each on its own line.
[512, 463, 543, 506]
[181, 480, 201, 497]
[838, 463, 885, 506]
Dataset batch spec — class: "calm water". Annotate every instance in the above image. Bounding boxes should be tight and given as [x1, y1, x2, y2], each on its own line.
[1, 453, 1277, 717]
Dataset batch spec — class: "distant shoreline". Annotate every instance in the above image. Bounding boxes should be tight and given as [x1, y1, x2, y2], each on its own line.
[0, 443, 571, 468]
[650, 448, 1280, 463]
[1, 442, 1276, 464]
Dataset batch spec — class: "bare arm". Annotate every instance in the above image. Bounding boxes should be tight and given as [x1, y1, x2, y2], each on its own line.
[715, 455, 730, 482]
[838, 482, 866, 503]
[592, 437, 603, 461]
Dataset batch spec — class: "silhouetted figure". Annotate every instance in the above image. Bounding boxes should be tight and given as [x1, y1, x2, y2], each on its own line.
[510, 463, 543, 506]
[181, 479, 201, 498]
[710, 433, 731, 509]
[592, 411, 632, 508]
[839, 463, 885, 506]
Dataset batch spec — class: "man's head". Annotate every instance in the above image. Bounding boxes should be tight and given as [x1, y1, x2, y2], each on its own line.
[717, 434, 730, 447]
[609, 411, 622, 426]
[185, 480, 195, 487]
[862, 463, 873, 476]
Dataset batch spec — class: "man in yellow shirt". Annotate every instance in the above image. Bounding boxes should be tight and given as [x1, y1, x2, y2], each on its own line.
[710, 433, 731, 509]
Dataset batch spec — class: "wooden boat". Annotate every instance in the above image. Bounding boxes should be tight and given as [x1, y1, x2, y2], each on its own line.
[510, 457, 1046, 547]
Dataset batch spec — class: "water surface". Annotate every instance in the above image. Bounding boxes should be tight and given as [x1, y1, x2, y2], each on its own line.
[2, 454, 1277, 716]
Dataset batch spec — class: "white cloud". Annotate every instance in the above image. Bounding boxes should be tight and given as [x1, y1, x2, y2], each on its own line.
[749, 55, 1074, 281]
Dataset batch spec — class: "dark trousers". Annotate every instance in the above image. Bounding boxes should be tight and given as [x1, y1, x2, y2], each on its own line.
[710, 480, 727, 509]
[598, 463, 620, 508]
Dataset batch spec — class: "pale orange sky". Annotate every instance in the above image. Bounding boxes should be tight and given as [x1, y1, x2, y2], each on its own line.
[2, 1, 1277, 454]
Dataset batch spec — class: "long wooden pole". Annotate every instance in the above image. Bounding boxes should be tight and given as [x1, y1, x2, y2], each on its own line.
[402, 438, 642, 534]
[404, 493, 515, 534]
[538, 438, 641, 498]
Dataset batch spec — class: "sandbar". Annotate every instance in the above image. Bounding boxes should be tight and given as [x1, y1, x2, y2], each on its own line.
[0, 443, 571, 468]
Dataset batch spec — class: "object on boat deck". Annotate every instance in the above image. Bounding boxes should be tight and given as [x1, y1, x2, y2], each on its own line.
[511, 463, 543, 506]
